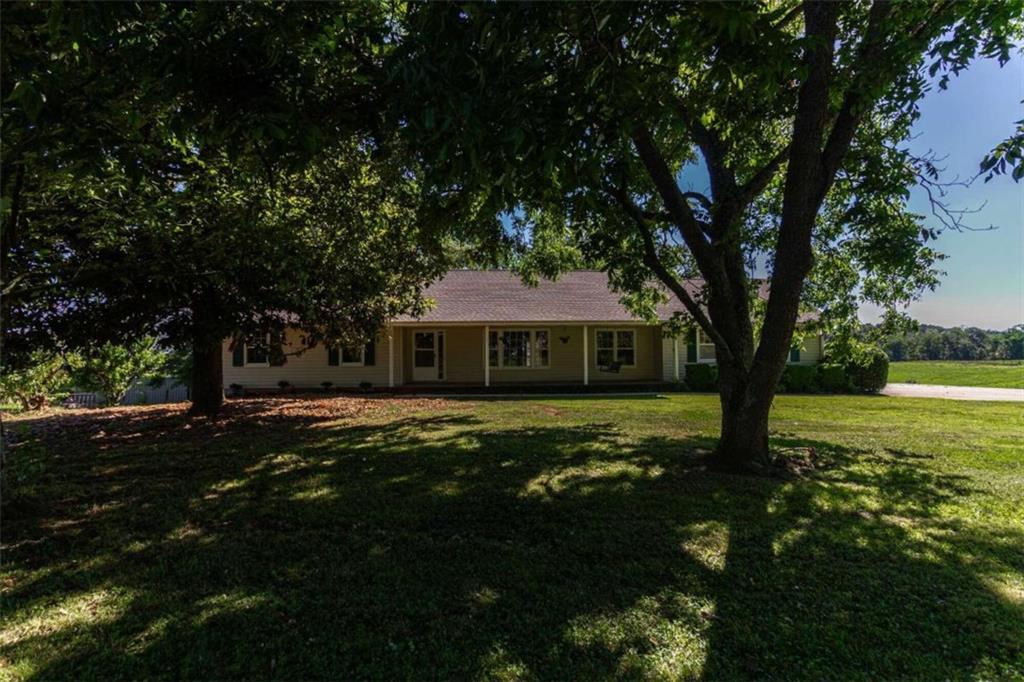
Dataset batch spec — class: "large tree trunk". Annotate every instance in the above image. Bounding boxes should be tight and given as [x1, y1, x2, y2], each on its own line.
[190, 335, 223, 416]
[714, 366, 773, 473]
[188, 294, 224, 416]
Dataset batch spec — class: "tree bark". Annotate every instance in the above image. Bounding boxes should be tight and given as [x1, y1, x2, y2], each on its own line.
[190, 335, 223, 415]
[715, 382, 773, 473]
[188, 295, 224, 416]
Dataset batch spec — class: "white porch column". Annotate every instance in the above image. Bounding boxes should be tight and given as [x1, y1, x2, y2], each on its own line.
[483, 325, 490, 387]
[673, 337, 680, 382]
[582, 325, 589, 386]
[388, 326, 395, 388]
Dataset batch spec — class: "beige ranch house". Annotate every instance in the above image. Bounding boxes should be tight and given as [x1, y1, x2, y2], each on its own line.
[222, 270, 822, 390]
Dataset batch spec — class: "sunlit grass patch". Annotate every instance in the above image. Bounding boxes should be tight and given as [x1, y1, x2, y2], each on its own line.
[1, 394, 1021, 679]
[564, 592, 713, 681]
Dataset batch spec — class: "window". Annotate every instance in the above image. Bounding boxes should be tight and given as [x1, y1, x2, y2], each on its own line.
[340, 346, 364, 366]
[245, 335, 270, 366]
[328, 345, 365, 366]
[697, 330, 716, 362]
[489, 329, 550, 368]
[596, 329, 636, 368]
[615, 330, 634, 366]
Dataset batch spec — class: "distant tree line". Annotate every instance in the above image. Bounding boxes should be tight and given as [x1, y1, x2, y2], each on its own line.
[865, 324, 1024, 361]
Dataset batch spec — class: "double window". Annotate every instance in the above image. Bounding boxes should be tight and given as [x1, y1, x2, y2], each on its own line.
[596, 329, 636, 368]
[328, 345, 365, 367]
[598, 329, 634, 366]
[488, 329, 549, 368]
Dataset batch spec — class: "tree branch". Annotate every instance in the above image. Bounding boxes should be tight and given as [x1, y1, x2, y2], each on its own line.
[629, 126, 716, 269]
[737, 144, 790, 205]
[674, 99, 738, 204]
[605, 184, 735, 360]
[817, 0, 894, 201]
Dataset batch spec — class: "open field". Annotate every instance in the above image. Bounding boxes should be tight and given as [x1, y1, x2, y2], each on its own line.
[888, 360, 1024, 389]
[2, 395, 1022, 680]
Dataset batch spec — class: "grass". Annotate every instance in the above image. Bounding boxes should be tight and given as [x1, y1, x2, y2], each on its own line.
[2, 394, 1022, 680]
[888, 360, 1024, 389]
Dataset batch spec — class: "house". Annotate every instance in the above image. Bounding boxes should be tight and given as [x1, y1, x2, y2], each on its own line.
[222, 270, 822, 390]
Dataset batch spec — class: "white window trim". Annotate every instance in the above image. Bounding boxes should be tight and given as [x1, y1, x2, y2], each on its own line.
[489, 328, 551, 370]
[595, 328, 637, 369]
[697, 330, 717, 364]
[244, 334, 271, 367]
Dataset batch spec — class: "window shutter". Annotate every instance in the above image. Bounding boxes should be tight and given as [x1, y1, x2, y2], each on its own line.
[789, 346, 801, 363]
[269, 331, 286, 366]
[686, 329, 697, 363]
[364, 340, 376, 366]
[327, 347, 339, 366]
[232, 342, 245, 367]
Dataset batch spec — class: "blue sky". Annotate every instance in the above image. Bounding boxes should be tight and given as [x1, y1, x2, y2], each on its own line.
[859, 54, 1022, 330]
[676, 54, 1022, 330]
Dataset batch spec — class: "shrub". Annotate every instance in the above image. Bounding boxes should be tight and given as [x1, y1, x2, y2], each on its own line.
[780, 364, 819, 393]
[277, 380, 291, 391]
[817, 364, 851, 393]
[846, 346, 889, 392]
[229, 383, 244, 397]
[358, 381, 373, 391]
[0, 351, 74, 411]
[71, 337, 167, 407]
[684, 363, 718, 392]
[321, 381, 333, 392]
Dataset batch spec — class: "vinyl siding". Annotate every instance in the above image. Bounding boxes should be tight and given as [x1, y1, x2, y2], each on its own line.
[662, 332, 684, 382]
[222, 327, 396, 389]
[793, 334, 822, 364]
[660, 331, 824, 380]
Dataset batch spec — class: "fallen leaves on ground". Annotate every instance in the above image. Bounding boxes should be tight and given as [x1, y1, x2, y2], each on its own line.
[3, 395, 460, 451]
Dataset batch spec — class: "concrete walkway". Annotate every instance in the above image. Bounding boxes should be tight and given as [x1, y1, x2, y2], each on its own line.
[882, 382, 1024, 402]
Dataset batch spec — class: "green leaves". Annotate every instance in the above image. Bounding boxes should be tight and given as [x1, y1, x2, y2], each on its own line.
[71, 337, 167, 406]
[6, 80, 45, 122]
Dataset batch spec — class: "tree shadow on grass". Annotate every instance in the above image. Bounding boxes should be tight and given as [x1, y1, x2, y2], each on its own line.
[2, 400, 1022, 680]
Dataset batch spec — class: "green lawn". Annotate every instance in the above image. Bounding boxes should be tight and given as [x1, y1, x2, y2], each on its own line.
[888, 360, 1024, 389]
[2, 395, 1022, 680]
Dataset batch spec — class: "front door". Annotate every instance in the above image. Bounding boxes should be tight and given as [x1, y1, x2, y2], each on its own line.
[413, 331, 444, 382]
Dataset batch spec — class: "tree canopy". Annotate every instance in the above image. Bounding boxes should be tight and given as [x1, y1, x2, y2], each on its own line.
[2, 1, 1020, 462]
[1, 3, 455, 412]
[393, 1, 1022, 469]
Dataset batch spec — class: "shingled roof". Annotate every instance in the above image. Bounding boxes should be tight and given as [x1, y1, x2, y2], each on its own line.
[395, 270, 692, 323]
[395, 270, 820, 326]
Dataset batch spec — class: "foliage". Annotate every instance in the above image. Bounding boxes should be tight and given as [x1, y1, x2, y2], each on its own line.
[1, 3, 460, 415]
[0, 351, 73, 410]
[71, 337, 167, 407]
[393, 1, 1023, 465]
[2, 395, 1022, 678]
[684, 363, 718, 392]
[817, 364, 852, 394]
[845, 344, 890, 393]
[874, 323, 1024, 361]
[154, 349, 193, 390]
[779, 365, 820, 394]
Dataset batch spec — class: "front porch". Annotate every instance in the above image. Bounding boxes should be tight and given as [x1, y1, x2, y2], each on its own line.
[390, 323, 672, 387]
